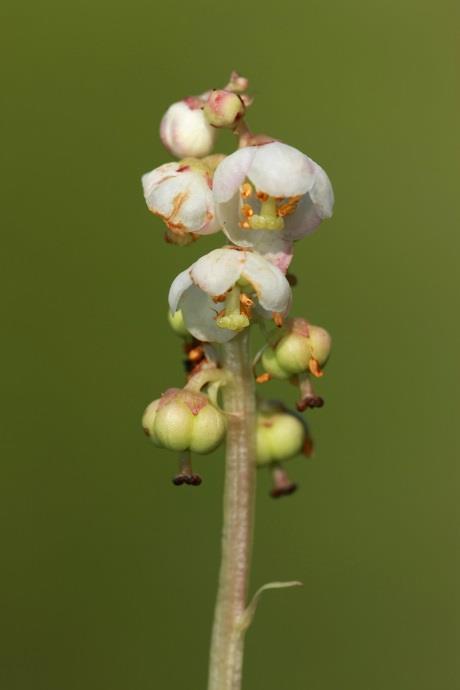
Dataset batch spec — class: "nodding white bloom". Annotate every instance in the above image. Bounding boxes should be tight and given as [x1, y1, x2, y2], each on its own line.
[168, 247, 292, 343]
[160, 97, 216, 159]
[142, 159, 220, 240]
[213, 141, 334, 270]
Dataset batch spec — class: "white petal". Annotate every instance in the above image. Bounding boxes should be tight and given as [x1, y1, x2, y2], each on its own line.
[143, 166, 219, 235]
[213, 146, 258, 203]
[310, 163, 334, 218]
[190, 248, 244, 296]
[160, 101, 216, 159]
[248, 142, 316, 197]
[242, 252, 291, 313]
[142, 163, 178, 198]
[283, 163, 334, 240]
[168, 269, 193, 313]
[217, 193, 247, 245]
[180, 285, 236, 343]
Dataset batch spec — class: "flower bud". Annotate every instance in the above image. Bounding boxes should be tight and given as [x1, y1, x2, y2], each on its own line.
[203, 90, 245, 128]
[142, 388, 226, 454]
[168, 309, 189, 338]
[261, 319, 331, 379]
[160, 99, 216, 159]
[256, 401, 310, 466]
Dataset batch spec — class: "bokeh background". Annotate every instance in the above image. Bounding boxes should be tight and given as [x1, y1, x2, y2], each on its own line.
[1, 0, 459, 688]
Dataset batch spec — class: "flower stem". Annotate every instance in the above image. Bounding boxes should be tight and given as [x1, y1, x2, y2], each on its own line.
[207, 330, 257, 690]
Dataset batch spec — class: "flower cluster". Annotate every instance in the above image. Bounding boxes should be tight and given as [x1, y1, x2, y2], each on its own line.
[141, 72, 333, 494]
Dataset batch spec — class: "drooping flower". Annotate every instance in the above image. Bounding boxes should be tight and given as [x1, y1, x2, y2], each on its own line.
[260, 318, 332, 380]
[160, 96, 216, 159]
[168, 247, 292, 343]
[142, 387, 226, 454]
[142, 159, 221, 242]
[212, 141, 334, 270]
[256, 400, 311, 466]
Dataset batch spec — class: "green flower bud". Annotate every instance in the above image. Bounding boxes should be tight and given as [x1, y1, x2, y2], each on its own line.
[142, 399, 161, 443]
[167, 309, 190, 338]
[142, 388, 226, 454]
[256, 401, 310, 466]
[261, 346, 291, 380]
[274, 333, 312, 374]
[261, 319, 332, 379]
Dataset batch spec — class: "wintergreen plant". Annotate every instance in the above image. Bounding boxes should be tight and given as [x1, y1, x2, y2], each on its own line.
[141, 71, 334, 690]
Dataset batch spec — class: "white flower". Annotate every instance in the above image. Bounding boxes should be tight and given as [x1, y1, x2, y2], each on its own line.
[168, 247, 292, 343]
[160, 98, 216, 159]
[212, 142, 334, 269]
[142, 161, 220, 239]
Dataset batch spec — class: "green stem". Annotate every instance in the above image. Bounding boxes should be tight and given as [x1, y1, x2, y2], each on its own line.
[207, 330, 257, 690]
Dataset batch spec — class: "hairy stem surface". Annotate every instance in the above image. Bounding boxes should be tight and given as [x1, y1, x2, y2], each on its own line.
[207, 330, 257, 690]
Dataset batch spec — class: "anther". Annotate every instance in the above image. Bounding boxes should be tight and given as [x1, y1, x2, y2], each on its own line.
[256, 191, 269, 202]
[256, 372, 271, 384]
[276, 196, 302, 218]
[272, 312, 284, 328]
[241, 204, 254, 218]
[309, 357, 324, 378]
[239, 293, 253, 319]
[240, 182, 253, 199]
[212, 293, 228, 303]
[188, 346, 204, 362]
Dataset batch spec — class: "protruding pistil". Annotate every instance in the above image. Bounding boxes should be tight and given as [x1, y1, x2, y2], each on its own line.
[270, 464, 298, 499]
[172, 452, 202, 486]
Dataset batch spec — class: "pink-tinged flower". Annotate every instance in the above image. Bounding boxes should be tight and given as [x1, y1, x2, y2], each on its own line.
[160, 97, 216, 159]
[212, 142, 334, 269]
[168, 247, 292, 343]
[142, 160, 220, 240]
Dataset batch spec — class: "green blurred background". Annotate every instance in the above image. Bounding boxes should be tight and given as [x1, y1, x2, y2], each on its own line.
[1, 0, 458, 688]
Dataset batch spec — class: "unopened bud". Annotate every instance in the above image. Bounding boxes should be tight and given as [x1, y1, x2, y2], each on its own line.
[142, 388, 226, 454]
[160, 99, 216, 159]
[203, 90, 245, 129]
[256, 401, 310, 466]
[261, 319, 331, 379]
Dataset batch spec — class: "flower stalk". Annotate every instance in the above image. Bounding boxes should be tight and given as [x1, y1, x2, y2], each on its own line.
[140, 70, 335, 690]
[208, 330, 257, 690]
